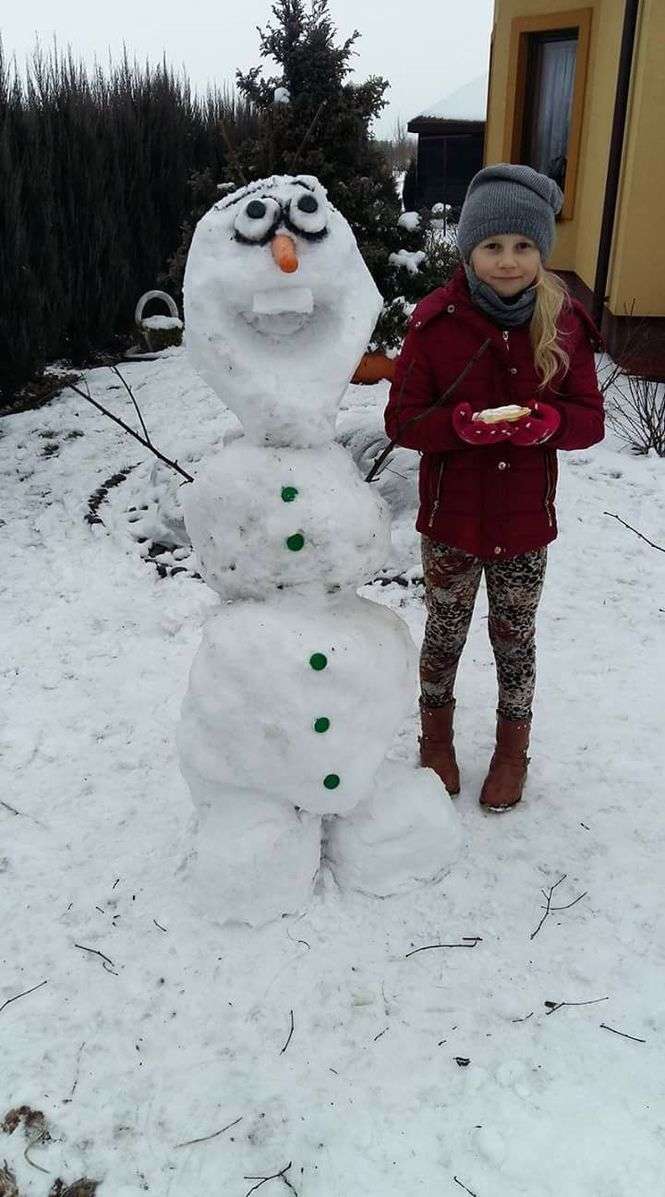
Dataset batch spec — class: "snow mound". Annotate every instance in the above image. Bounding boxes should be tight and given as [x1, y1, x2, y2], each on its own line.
[325, 758, 461, 896]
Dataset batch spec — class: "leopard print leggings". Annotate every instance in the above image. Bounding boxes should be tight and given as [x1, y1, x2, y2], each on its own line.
[420, 536, 548, 721]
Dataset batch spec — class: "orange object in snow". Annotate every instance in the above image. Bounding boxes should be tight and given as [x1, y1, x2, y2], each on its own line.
[271, 234, 299, 273]
[352, 353, 396, 384]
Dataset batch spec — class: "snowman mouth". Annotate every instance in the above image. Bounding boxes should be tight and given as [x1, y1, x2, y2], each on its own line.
[245, 286, 314, 336]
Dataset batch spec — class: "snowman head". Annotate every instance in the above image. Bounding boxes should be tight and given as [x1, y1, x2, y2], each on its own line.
[184, 174, 382, 447]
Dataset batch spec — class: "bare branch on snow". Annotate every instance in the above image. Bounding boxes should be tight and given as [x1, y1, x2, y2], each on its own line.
[600, 1023, 646, 1044]
[530, 876, 586, 939]
[0, 980, 48, 1015]
[243, 1160, 298, 1196]
[174, 1115, 243, 1149]
[280, 1010, 295, 1055]
[405, 937, 482, 958]
[544, 996, 608, 1016]
[74, 944, 117, 974]
[604, 512, 665, 553]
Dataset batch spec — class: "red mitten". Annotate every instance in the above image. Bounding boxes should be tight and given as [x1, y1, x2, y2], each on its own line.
[452, 402, 514, 445]
[509, 401, 561, 446]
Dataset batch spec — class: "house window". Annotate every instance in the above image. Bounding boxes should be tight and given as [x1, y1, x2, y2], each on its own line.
[504, 9, 593, 219]
[522, 31, 578, 190]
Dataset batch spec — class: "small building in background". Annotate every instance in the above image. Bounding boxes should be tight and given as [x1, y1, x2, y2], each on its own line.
[485, 0, 665, 375]
[407, 75, 488, 216]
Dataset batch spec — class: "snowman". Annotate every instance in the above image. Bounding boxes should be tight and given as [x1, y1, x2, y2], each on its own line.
[177, 174, 461, 926]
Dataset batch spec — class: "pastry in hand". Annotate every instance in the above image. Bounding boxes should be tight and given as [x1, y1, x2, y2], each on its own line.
[472, 404, 531, 424]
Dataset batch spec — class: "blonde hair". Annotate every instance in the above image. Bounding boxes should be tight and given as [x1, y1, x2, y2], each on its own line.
[531, 268, 571, 388]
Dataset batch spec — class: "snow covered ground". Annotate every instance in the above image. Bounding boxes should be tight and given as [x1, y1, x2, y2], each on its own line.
[2, 349, 665, 1196]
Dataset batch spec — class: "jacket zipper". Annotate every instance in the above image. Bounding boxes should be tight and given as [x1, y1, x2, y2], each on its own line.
[428, 459, 446, 528]
[544, 450, 555, 527]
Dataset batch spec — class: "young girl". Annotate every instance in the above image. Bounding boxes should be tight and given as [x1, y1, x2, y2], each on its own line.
[384, 163, 604, 812]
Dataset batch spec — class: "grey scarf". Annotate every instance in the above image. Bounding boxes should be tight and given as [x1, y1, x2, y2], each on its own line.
[463, 262, 536, 328]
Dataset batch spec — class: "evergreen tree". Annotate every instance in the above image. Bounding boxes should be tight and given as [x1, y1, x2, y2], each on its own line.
[170, 1, 458, 352]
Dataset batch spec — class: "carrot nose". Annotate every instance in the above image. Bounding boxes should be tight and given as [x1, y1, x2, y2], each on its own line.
[271, 233, 299, 273]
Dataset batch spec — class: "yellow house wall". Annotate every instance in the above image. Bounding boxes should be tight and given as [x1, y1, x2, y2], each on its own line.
[609, 0, 665, 314]
[486, 0, 665, 317]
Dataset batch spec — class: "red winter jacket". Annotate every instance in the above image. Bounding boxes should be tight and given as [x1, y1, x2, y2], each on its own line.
[384, 268, 605, 560]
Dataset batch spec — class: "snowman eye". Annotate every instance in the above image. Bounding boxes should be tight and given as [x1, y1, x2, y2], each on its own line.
[286, 191, 328, 240]
[234, 196, 281, 245]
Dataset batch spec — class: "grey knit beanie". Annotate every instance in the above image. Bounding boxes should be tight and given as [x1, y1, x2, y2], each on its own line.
[456, 163, 564, 262]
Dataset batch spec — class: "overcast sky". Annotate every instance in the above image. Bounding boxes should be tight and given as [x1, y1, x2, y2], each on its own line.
[1, 0, 494, 136]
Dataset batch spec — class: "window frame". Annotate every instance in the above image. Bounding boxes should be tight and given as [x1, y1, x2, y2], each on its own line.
[503, 8, 593, 220]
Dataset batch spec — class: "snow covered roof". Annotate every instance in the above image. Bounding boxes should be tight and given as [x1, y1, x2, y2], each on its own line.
[415, 73, 488, 123]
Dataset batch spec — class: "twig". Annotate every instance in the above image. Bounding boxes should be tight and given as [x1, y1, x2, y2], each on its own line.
[288, 101, 326, 170]
[285, 926, 310, 950]
[64, 1041, 86, 1103]
[74, 944, 118, 974]
[530, 875, 567, 940]
[68, 381, 193, 483]
[600, 1023, 646, 1044]
[280, 1009, 295, 1055]
[111, 365, 151, 444]
[366, 339, 491, 483]
[0, 799, 46, 827]
[544, 996, 608, 1016]
[453, 1177, 478, 1196]
[174, 1115, 243, 1149]
[365, 360, 414, 482]
[405, 938, 482, 958]
[511, 1012, 534, 1023]
[244, 1160, 297, 1196]
[373, 1027, 388, 1042]
[0, 979, 48, 1015]
[218, 117, 248, 186]
[547, 892, 588, 912]
[604, 512, 665, 553]
[153, 919, 168, 932]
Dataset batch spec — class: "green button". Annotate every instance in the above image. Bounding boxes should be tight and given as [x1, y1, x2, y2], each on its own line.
[314, 717, 330, 733]
[309, 653, 327, 671]
[323, 773, 340, 790]
[286, 533, 305, 551]
[281, 486, 299, 502]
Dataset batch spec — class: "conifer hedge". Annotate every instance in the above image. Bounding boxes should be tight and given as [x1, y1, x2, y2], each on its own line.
[0, 44, 255, 400]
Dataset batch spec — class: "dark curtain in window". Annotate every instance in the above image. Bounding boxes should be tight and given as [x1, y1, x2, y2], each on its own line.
[525, 37, 577, 190]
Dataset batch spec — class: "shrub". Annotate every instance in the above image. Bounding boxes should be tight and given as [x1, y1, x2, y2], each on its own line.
[0, 43, 255, 401]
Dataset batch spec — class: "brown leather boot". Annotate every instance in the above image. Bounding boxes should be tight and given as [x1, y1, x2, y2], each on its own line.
[419, 701, 460, 796]
[479, 715, 531, 812]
